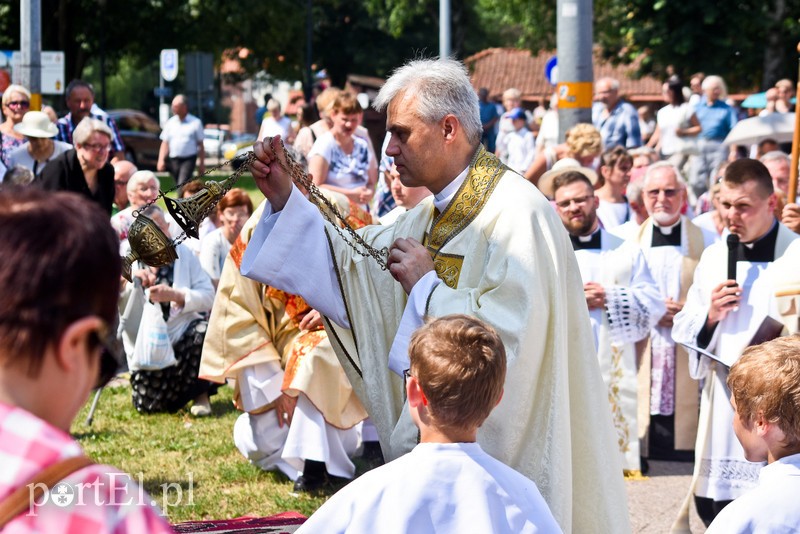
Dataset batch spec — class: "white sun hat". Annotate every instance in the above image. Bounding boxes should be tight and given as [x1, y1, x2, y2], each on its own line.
[13, 111, 59, 138]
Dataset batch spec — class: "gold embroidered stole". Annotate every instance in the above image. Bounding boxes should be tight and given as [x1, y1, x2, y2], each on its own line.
[422, 146, 506, 288]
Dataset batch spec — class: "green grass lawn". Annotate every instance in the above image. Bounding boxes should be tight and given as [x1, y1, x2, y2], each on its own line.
[71, 382, 372, 523]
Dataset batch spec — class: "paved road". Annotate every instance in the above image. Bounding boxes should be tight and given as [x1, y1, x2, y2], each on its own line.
[626, 460, 706, 533]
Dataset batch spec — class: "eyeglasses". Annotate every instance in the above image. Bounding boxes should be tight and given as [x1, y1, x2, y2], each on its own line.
[555, 195, 594, 209]
[403, 368, 413, 389]
[114, 180, 129, 186]
[5, 100, 30, 109]
[90, 321, 120, 389]
[645, 188, 679, 199]
[82, 143, 111, 153]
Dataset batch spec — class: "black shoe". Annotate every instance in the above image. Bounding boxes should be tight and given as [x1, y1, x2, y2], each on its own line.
[293, 460, 327, 492]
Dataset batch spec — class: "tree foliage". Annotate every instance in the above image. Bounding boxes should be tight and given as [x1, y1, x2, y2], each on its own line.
[2, 0, 797, 102]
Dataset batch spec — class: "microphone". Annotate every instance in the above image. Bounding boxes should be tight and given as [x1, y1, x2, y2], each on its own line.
[727, 234, 740, 282]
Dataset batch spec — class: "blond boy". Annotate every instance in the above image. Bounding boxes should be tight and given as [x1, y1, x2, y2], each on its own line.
[297, 315, 561, 533]
[707, 336, 800, 532]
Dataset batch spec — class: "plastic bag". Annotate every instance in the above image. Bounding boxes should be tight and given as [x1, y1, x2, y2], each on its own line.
[129, 300, 176, 371]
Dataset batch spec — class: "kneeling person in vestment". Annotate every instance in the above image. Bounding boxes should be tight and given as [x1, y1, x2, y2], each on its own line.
[199, 193, 372, 492]
[297, 315, 562, 534]
[547, 165, 664, 475]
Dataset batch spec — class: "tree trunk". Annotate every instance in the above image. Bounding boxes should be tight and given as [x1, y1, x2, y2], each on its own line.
[762, 0, 787, 89]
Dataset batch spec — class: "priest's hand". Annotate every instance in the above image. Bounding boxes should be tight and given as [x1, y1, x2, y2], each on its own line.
[782, 203, 800, 234]
[658, 297, 684, 327]
[707, 280, 740, 327]
[299, 309, 323, 331]
[251, 135, 293, 212]
[274, 392, 297, 428]
[584, 282, 606, 310]
[388, 237, 434, 294]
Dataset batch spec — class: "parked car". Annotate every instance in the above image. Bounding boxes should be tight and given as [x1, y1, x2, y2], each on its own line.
[108, 109, 162, 170]
[222, 134, 257, 169]
[204, 127, 231, 160]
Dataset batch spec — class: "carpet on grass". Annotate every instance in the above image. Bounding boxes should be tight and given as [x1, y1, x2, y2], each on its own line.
[173, 512, 307, 533]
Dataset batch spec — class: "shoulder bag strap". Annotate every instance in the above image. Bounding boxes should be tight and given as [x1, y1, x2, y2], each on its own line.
[0, 455, 94, 528]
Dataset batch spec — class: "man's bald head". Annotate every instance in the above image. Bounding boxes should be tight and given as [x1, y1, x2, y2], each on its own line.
[171, 94, 188, 118]
[112, 160, 138, 208]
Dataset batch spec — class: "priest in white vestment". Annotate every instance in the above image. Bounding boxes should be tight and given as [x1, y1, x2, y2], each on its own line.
[241, 58, 630, 533]
[547, 166, 664, 474]
[635, 163, 717, 463]
[672, 158, 800, 528]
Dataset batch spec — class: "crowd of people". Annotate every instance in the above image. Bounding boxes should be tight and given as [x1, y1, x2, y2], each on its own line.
[1, 60, 800, 533]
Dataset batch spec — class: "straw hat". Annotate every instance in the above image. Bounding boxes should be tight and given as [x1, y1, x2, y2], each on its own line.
[537, 158, 598, 198]
[13, 111, 58, 138]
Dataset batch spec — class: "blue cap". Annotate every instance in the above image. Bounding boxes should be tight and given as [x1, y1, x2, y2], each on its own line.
[509, 107, 526, 120]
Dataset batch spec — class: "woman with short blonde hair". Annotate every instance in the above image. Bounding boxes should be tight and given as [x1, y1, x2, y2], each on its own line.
[524, 123, 603, 186]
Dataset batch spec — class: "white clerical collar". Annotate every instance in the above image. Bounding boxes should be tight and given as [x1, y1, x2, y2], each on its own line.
[433, 165, 470, 213]
[579, 227, 600, 242]
[652, 217, 681, 235]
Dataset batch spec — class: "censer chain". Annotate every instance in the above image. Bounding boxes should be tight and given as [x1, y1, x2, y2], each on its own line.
[131, 145, 388, 270]
[267, 140, 389, 270]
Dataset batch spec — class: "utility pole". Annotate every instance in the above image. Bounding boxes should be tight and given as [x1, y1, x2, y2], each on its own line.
[556, 0, 593, 141]
[439, 0, 451, 59]
[304, 0, 313, 102]
[19, 0, 42, 111]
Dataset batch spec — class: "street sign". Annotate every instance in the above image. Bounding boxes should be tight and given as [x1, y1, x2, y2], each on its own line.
[185, 52, 214, 93]
[153, 87, 173, 98]
[160, 49, 179, 82]
[545, 56, 558, 86]
[5, 51, 65, 94]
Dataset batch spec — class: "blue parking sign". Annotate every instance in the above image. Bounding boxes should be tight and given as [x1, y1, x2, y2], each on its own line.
[160, 49, 179, 82]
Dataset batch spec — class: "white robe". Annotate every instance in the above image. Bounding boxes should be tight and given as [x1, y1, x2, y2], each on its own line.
[672, 223, 800, 501]
[706, 453, 800, 533]
[573, 229, 664, 472]
[296, 442, 563, 534]
[242, 150, 630, 533]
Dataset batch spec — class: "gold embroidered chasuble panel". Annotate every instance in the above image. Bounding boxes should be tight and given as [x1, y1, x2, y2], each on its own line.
[423, 147, 505, 288]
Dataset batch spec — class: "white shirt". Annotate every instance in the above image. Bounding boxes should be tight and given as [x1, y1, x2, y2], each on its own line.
[504, 127, 537, 174]
[656, 103, 694, 156]
[297, 442, 563, 534]
[160, 113, 203, 158]
[6, 140, 72, 176]
[707, 453, 800, 533]
[308, 131, 373, 190]
[199, 227, 231, 282]
[258, 115, 293, 141]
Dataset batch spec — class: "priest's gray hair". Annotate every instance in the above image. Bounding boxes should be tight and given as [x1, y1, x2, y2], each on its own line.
[373, 58, 482, 146]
